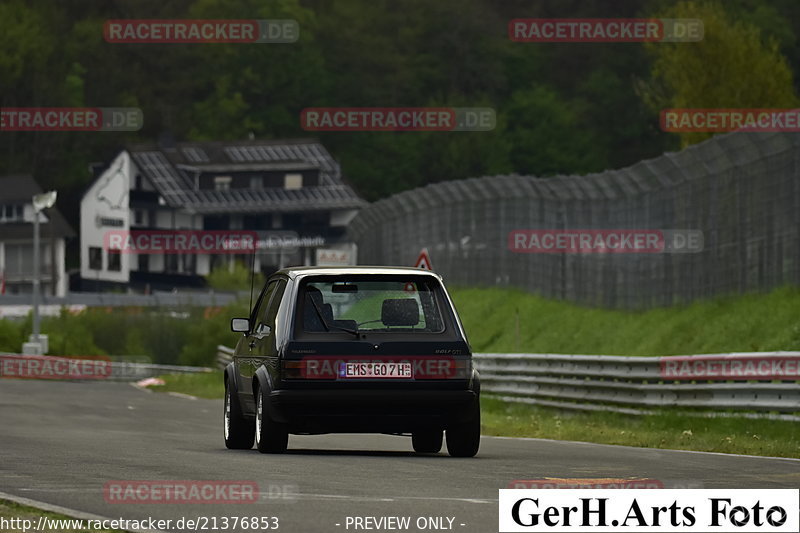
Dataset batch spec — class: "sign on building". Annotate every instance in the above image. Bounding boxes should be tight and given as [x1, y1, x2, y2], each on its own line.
[315, 248, 353, 266]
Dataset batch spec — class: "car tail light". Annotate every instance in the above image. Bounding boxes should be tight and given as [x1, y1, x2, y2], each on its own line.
[449, 358, 471, 379]
[282, 360, 308, 380]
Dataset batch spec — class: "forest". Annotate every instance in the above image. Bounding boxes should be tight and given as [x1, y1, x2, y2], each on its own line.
[1, 0, 799, 237]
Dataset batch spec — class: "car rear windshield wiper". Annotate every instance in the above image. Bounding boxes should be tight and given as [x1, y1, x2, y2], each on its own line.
[308, 296, 359, 337]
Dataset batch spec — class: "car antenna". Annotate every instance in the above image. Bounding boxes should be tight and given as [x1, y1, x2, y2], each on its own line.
[248, 236, 257, 313]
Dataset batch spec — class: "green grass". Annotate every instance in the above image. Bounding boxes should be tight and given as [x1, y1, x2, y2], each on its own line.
[146, 371, 223, 399]
[337, 291, 431, 329]
[153, 372, 800, 458]
[152, 285, 800, 457]
[450, 285, 800, 355]
[0, 499, 122, 533]
[481, 397, 800, 458]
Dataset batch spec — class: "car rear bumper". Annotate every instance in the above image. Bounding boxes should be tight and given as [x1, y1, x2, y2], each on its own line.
[267, 388, 478, 433]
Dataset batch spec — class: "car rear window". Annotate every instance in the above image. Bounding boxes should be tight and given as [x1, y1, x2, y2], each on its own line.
[299, 277, 446, 333]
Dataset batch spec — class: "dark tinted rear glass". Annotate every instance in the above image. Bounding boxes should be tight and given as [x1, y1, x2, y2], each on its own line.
[300, 277, 445, 333]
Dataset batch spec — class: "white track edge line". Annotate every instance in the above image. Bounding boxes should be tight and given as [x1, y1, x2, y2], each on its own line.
[483, 435, 800, 462]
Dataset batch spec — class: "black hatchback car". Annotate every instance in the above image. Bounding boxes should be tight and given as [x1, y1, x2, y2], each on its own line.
[223, 266, 480, 456]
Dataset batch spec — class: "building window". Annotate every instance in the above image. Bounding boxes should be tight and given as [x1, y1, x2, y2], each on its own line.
[134, 210, 144, 226]
[284, 173, 303, 190]
[165, 254, 179, 273]
[89, 247, 102, 270]
[181, 253, 196, 274]
[250, 176, 263, 190]
[214, 176, 232, 191]
[243, 214, 270, 230]
[203, 214, 230, 230]
[282, 213, 301, 229]
[229, 215, 243, 230]
[4, 243, 49, 274]
[138, 254, 149, 272]
[0, 204, 23, 223]
[4, 244, 25, 276]
[107, 249, 121, 272]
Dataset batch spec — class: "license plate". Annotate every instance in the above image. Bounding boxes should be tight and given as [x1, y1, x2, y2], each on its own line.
[339, 362, 413, 379]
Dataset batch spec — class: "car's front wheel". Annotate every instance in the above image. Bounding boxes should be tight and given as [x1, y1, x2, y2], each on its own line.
[224, 377, 254, 450]
[412, 430, 443, 453]
[445, 402, 480, 457]
[255, 386, 289, 454]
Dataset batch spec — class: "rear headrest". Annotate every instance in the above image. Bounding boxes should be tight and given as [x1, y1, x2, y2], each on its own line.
[381, 299, 420, 327]
[305, 286, 324, 305]
[303, 288, 327, 331]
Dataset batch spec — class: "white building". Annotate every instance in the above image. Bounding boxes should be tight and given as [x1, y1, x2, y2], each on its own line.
[79, 138, 365, 292]
[0, 175, 73, 297]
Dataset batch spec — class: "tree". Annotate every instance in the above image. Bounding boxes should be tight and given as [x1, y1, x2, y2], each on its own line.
[503, 86, 604, 177]
[640, 1, 798, 147]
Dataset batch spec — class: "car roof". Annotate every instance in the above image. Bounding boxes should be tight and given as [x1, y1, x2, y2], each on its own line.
[274, 265, 443, 281]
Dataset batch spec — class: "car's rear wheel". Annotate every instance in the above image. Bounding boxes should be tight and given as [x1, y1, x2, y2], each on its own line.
[224, 377, 254, 450]
[412, 430, 443, 453]
[445, 402, 480, 457]
[255, 386, 288, 454]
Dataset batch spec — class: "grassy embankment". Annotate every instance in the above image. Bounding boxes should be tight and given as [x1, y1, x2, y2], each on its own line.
[152, 286, 800, 457]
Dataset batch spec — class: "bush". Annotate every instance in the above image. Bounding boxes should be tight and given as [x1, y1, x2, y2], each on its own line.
[179, 300, 250, 367]
[20, 301, 252, 367]
[0, 319, 24, 353]
[205, 260, 263, 292]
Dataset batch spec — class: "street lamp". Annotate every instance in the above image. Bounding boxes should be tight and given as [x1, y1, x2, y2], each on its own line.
[24, 190, 57, 355]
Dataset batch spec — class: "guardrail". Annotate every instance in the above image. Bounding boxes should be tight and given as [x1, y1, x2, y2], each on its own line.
[0, 291, 245, 319]
[108, 361, 213, 380]
[217, 345, 235, 369]
[0, 291, 242, 307]
[474, 352, 800, 421]
[215, 346, 800, 420]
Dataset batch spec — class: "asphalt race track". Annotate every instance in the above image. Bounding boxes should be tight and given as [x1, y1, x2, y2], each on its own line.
[1, 380, 798, 533]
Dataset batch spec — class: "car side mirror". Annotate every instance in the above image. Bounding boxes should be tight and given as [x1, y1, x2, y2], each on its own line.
[231, 317, 250, 333]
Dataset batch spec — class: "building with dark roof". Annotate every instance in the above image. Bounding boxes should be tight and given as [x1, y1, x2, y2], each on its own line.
[0, 175, 74, 297]
[80, 138, 365, 292]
